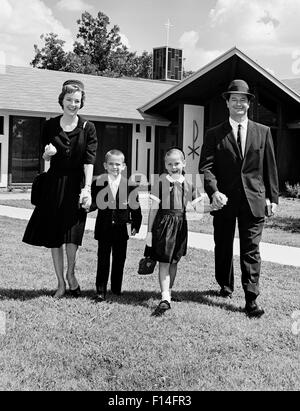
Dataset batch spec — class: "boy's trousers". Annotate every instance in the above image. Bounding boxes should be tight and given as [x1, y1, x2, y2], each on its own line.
[96, 226, 128, 295]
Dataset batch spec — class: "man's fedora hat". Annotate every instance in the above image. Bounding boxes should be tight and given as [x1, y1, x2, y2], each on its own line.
[222, 79, 254, 100]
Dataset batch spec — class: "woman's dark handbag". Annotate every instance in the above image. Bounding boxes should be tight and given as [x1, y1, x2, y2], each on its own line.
[138, 246, 157, 275]
[31, 172, 47, 206]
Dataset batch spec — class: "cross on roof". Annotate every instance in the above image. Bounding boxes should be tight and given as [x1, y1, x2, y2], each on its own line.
[165, 18, 174, 47]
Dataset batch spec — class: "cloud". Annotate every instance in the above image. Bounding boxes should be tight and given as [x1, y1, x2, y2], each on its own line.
[0, 0, 13, 24]
[179, 31, 223, 71]
[180, 0, 300, 75]
[56, 0, 93, 12]
[209, 0, 300, 55]
[119, 33, 131, 49]
[0, 0, 73, 66]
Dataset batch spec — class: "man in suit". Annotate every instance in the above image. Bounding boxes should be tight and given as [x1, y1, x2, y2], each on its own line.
[92, 149, 142, 301]
[199, 79, 279, 317]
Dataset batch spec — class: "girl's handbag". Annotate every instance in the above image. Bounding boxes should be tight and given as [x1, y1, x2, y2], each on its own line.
[138, 246, 157, 275]
[138, 256, 157, 275]
[31, 172, 47, 206]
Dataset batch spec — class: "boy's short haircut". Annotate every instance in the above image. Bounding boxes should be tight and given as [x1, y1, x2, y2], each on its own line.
[105, 149, 125, 163]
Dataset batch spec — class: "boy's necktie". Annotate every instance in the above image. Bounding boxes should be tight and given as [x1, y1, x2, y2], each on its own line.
[110, 181, 118, 199]
[237, 124, 243, 157]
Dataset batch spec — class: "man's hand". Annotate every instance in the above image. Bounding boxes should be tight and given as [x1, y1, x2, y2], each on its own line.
[271, 203, 278, 215]
[266, 199, 278, 217]
[191, 195, 204, 213]
[211, 191, 228, 210]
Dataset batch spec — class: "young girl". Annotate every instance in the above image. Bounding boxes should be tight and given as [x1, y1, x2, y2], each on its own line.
[146, 147, 203, 316]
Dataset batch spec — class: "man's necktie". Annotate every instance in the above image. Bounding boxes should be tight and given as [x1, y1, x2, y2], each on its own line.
[237, 124, 243, 157]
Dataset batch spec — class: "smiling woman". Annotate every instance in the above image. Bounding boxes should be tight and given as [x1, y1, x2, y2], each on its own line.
[22, 79, 98, 299]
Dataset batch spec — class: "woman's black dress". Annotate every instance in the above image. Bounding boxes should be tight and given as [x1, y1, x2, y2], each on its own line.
[23, 115, 98, 248]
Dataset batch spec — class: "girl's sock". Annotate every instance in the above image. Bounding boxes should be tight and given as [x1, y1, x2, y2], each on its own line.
[162, 290, 171, 303]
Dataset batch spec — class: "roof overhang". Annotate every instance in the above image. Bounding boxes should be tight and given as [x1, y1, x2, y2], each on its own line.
[0, 108, 171, 126]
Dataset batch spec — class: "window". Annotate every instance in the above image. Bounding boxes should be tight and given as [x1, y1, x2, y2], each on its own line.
[146, 126, 152, 143]
[9, 116, 45, 184]
[136, 124, 140, 133]
[0, 116, 4, 134]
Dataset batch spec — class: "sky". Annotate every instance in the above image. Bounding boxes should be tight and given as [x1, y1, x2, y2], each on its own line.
[1, 0, 300, 79]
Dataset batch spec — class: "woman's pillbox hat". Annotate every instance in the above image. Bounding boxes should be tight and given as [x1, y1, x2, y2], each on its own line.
[63, 79, 85, 91]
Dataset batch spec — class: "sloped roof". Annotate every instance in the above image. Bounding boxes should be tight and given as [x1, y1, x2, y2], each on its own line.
[139, 47, 300, 113]
[282, 78, 300, 97]
[0, 65, 174, 123]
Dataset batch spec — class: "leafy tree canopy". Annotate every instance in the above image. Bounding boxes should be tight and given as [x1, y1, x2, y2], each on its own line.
[31, 11, 153, 79]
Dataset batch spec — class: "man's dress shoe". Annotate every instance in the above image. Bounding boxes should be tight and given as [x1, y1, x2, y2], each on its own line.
[245, 301, 265, 318]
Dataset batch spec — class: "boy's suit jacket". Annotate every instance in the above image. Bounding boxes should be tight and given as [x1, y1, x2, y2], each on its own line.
[91, 175, 142, 241]
[199, 119, 279, 218]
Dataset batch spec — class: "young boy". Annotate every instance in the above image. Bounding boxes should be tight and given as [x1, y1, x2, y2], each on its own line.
[91, 149, 142, 301]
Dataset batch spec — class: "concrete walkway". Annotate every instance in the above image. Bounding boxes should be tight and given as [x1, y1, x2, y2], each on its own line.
[0, 199, 299, 267]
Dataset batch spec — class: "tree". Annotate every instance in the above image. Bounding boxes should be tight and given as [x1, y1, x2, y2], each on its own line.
[31, 11, 153, 79]
[31, 33, 98, 74]
[73, 11, 122, 72]
[31, 33, 68, 71]
[135, 51, 153, 78]
[62, 52, 98, 75]
[183, 69, 195, 79]
[104, 48, 153, 78]
[104, 45, 138, 77]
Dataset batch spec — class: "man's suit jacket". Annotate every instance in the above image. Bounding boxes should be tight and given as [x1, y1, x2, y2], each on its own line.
[199, 120, 279, 218]
[91, 175, 142, 241]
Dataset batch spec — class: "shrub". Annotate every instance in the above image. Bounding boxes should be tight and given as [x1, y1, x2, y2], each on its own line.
[284, 182, 300, 198]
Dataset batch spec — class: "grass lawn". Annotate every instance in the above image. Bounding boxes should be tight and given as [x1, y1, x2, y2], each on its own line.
[1, 196, 300, 247]
[0, 216, 299, 391]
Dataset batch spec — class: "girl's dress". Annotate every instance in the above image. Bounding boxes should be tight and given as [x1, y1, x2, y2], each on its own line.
[149, 173, 199, 263]
[22, 115, 97, 248]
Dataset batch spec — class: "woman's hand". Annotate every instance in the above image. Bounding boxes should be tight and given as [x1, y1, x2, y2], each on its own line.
[79, 187, 92, 212]
[43, 143, 57, 161]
